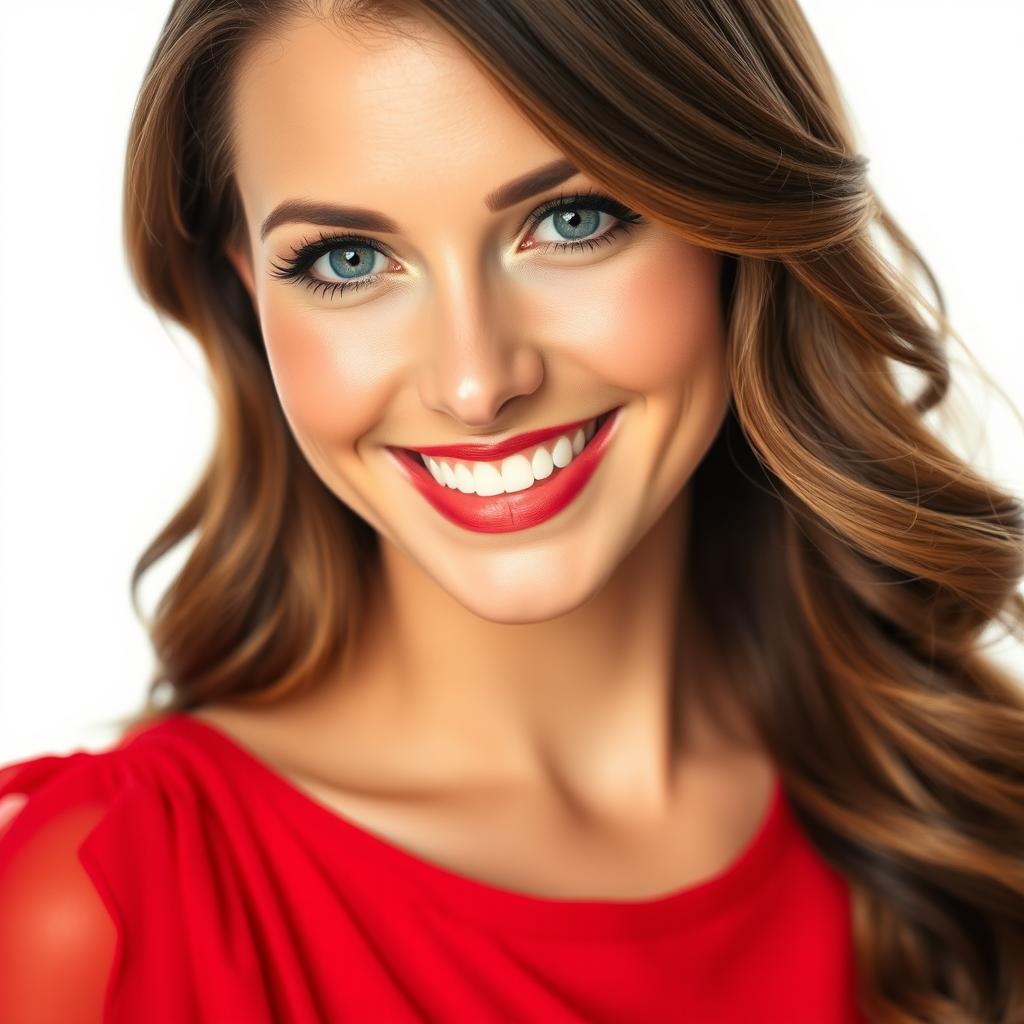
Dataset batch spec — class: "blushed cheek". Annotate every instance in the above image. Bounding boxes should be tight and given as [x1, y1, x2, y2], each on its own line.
[562, 242, 726, 394]
[259, 302, 396, 446]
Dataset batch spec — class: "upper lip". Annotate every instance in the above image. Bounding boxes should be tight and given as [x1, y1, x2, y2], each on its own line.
[395, 407, 616, 461]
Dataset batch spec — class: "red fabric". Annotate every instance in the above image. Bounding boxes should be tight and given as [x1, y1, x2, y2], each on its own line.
[0, 713, 867, 1022]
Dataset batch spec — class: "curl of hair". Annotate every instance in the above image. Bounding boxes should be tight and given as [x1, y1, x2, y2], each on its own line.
[112, 0, 1024, 1018]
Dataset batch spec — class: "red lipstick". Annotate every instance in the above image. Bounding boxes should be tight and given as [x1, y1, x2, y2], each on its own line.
[401, 413, 599, 462]
[385, 405, 623, 534]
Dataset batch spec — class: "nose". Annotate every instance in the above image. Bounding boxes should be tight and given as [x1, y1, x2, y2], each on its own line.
[417, 249, 543, 427]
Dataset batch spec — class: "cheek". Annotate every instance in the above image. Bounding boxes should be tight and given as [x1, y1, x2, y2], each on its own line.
[256, 242, 726, 444]
[259, 303, 395, 443]
[557, 243, 726, 393]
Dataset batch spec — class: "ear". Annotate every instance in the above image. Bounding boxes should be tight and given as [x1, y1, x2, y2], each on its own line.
[226, 241, 257, 300]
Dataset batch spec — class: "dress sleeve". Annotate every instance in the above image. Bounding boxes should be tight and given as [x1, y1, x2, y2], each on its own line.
[0, 753, 122, 1023]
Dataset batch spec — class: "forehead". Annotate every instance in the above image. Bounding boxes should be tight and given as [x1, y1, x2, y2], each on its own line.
[230, 15, 565, 226]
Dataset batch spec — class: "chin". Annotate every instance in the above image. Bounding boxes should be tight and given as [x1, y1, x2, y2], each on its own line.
[436, 561, 605, 626]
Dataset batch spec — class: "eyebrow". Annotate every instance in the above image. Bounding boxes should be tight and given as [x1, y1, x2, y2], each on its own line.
[258, 158, 578, 242]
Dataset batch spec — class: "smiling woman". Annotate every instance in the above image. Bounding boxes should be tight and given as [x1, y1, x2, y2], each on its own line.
[2, 0, 1024, 1022]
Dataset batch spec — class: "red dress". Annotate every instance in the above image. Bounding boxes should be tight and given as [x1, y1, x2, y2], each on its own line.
[0, 713, 866, 1022]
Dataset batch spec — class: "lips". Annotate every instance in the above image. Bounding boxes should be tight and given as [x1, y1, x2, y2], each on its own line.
[386, 405, 623, 534]
[398, 408, 616, 462]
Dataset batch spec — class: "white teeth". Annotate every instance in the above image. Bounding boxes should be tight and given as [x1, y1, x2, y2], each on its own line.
[532, 445, 553, 481]
[453, 462, 476, 493]
[501, 453, 533, 493]
[551, 435, 573, 468]
[422, 414, 603, 496]
[472, 461, 505, 496]
[425, 457, 445, 486]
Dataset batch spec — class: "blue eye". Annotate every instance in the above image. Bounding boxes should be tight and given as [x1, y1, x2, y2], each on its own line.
[268, 189, 645, 302]
[322, 245, 384, 281]
[525, 190, 644, 251]
[269, 239, 391, 302]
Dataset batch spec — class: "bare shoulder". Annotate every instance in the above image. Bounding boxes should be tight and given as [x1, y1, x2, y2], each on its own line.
[186, 699, 347, 783]
[184, 698, 396, 807]
[187, 701, 283, 751]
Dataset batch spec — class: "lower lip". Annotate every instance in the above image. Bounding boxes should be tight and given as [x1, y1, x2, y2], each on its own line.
[386, 407, 623, 534]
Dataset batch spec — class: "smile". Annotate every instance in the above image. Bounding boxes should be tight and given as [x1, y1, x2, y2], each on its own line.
[385, 405, 623, 534]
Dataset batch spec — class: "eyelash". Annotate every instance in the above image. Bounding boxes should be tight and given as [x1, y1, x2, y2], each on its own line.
[268, 188, 645, 302]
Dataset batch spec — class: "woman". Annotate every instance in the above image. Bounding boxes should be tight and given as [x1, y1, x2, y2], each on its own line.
[2, 0, 1022, 1021]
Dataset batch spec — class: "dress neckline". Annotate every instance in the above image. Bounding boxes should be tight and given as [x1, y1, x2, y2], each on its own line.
[151, 711, 793, 940]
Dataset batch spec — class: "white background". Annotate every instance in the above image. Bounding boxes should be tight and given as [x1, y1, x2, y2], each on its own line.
[2, 2, 1022, 760]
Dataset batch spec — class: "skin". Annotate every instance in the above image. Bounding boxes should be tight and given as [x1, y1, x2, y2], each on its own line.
[213, 13, 774, 896]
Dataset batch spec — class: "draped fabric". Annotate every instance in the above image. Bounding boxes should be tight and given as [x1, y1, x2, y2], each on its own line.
[0, 713, 865, 1022]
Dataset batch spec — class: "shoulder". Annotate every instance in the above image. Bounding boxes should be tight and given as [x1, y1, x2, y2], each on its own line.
[0, 718, 248, 1021]
[0, 749, 124, 1023]
[0, 719, 214, 882]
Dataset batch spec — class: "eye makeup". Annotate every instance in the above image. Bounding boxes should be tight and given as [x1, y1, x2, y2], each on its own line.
[268, 188, 646, 302]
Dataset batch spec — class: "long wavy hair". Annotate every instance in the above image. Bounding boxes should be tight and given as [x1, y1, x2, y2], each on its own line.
[111, 0, 1024, 1018]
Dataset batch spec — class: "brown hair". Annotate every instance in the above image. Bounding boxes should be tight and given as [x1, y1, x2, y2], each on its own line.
[113, 0, 1024, 1018]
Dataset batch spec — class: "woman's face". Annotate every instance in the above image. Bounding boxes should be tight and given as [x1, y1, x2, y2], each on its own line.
[227, 15, 731, 624]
